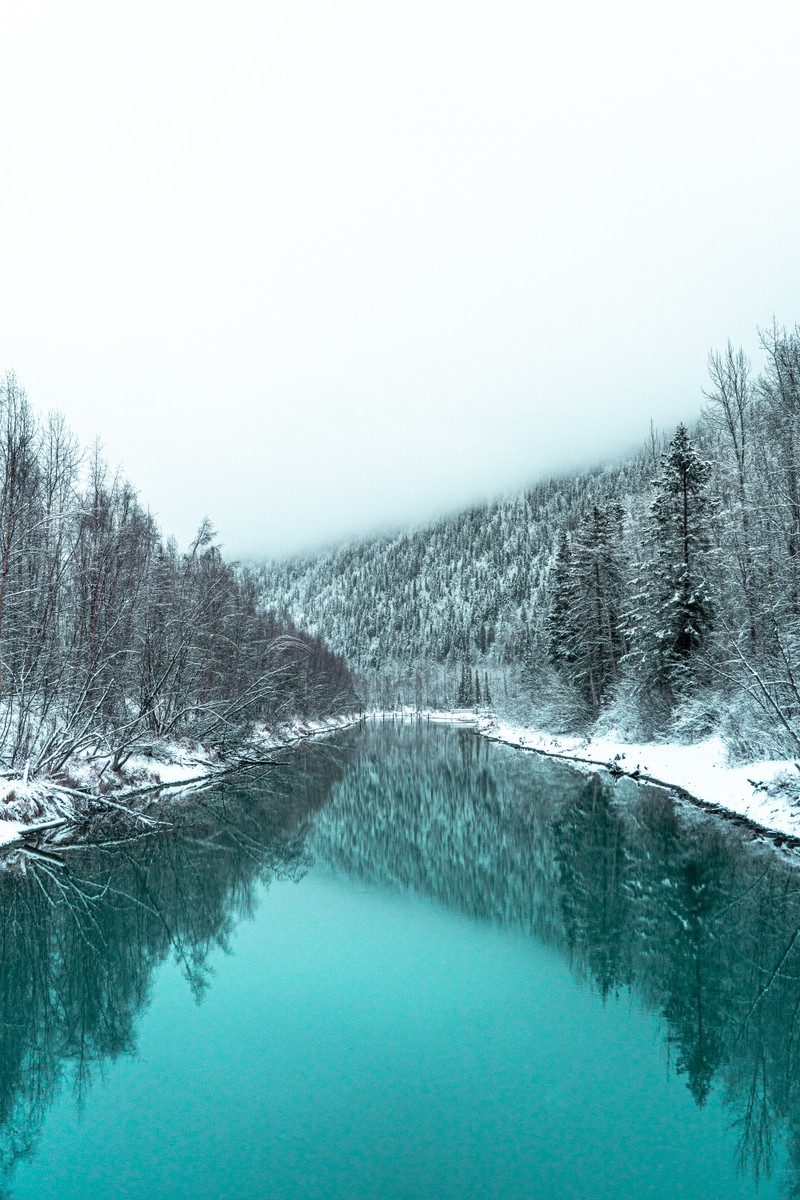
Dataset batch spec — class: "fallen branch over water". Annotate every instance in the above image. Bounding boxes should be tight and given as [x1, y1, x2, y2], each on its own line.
[17, 817, 68, 838]
[0, 715, 362, 857]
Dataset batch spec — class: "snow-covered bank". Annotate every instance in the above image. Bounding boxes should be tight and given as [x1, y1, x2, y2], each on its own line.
[0, 713, 361, 853]
[363, 709, 800, 843]
[480, 717, 800, 843]
[18, 703, 797, 856]
[0, 818, 32, 847]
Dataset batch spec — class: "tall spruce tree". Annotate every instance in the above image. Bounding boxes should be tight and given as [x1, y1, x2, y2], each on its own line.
[568, 503, 628, 710]
[628, 424, 713, 701]
[547, 531, 577, 671]
[545, 506, 627, 712]
[456, 658, 473, 707]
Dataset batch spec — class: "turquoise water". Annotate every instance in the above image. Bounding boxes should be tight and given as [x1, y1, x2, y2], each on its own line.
[1, 722, 797, 1197]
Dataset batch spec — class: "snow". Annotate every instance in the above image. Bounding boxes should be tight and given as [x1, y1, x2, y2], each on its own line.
[0, 713, 361, 852]
[245, 713, 360, 756]
[365, 709, 800, 842]
[84, 714, 360, 793]
[480, 717, 800, 842]
[7, 702, 797, 852]
[0, 819, 28, 847]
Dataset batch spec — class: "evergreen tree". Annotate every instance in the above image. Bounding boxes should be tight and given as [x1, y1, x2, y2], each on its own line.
[542, 505, 628, 713]
[456, 658, 473, 707]
[627, 424, 713, 701]
[564, 504, 628, 711]
[546, 530, 575, 670]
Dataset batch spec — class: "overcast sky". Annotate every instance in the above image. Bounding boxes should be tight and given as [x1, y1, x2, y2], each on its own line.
[1, 0, 798, 559]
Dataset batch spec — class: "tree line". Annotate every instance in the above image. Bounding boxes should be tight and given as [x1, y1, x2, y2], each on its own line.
[537, 321, 800, 752]
[257, 455, 645, 711]
[0, 374, 356, 778]
[259, 320, 800, 757]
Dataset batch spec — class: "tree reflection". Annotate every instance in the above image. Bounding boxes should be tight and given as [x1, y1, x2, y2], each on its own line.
[311, 722, 800, 1194]
[6, 721, 800, 1195]
[0, 737, 354, 1195]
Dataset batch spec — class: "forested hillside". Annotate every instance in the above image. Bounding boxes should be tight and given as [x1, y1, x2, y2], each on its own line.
[256, 453, 660, 710]
[258, 322, 800, 760]
[0, 374, 355, 778]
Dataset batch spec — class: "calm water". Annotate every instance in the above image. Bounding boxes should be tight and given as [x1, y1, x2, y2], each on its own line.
[2, 721, 799, 1198]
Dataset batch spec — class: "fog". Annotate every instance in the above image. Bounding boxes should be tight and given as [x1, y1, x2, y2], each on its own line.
[1, 0, 798, 558]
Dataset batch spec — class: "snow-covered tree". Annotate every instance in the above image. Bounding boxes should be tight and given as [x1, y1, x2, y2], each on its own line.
[627, 424, 713, 704]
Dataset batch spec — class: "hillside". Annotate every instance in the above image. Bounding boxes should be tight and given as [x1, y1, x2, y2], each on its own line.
[256, 453, 655, 710]
[258, 323, 800, 762]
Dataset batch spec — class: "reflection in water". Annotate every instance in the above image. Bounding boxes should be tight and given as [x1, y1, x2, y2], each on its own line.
[312, 722, 800, 1195]
[2, 720, 800, 1194]
[0, 738, 354, 1196]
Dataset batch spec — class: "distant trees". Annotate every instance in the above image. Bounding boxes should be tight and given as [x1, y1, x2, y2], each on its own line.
[456, 659, 473, 707]
[0, 374, 357, 775]
[255, 462, 645, 711]
[255, 319, 800, 755]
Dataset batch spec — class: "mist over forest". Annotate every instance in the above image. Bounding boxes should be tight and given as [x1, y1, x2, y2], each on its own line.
[257, 322, 800, 761]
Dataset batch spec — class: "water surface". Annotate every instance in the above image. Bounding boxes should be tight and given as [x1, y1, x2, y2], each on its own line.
[1, 721, 798, 1198]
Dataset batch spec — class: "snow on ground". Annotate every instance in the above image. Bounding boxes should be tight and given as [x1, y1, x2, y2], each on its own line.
[250, 713, 358, 751]
[0, 819, 29, 846]
[366, 709, 800, 842]
[0, 713, 361, 849]
[7, 703, 795, 850]
[480, 716, 800, 841]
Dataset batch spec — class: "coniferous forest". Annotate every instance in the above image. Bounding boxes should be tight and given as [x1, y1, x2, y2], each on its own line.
[0, 374, 356, 778]
[257, 322, 800, 760]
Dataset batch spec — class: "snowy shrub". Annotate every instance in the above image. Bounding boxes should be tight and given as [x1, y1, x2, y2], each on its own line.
[719, 696, 799, 764]
[764, 767, 800, 805]
[498, 664, 592, 734]
[668, 692, 728, 743]
[590, 685, 652, 742]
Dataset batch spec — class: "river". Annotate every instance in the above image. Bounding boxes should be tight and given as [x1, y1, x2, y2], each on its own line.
[1, 720, 797, 1198]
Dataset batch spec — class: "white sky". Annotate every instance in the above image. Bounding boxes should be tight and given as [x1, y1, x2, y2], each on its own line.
[1, 0, 798, 558]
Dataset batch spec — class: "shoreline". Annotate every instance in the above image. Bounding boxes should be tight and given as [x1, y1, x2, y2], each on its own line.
[364, 708, 800, 848]
[476, 716, 800, 847]
[10, 706, 800, 857]
[0, 713, 362, 853]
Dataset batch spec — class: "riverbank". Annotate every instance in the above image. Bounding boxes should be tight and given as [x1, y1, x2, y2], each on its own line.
[12, 705, 799, 854]
[0, 713, 361, 851]
[477, 717, 800, 843]
[366, 709, 800, 844]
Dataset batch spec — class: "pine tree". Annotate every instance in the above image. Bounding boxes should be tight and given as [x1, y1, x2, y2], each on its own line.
[545, 506, 627, 712]
[567, 503, 628, 710]
[456, 658, 473, 707]
[547, 531, 578, 671]
[627, 424, 713, 700]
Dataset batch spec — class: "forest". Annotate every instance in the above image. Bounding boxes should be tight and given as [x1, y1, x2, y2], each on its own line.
[258, 321, 800, 761]
[0, 374, 356, 780]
